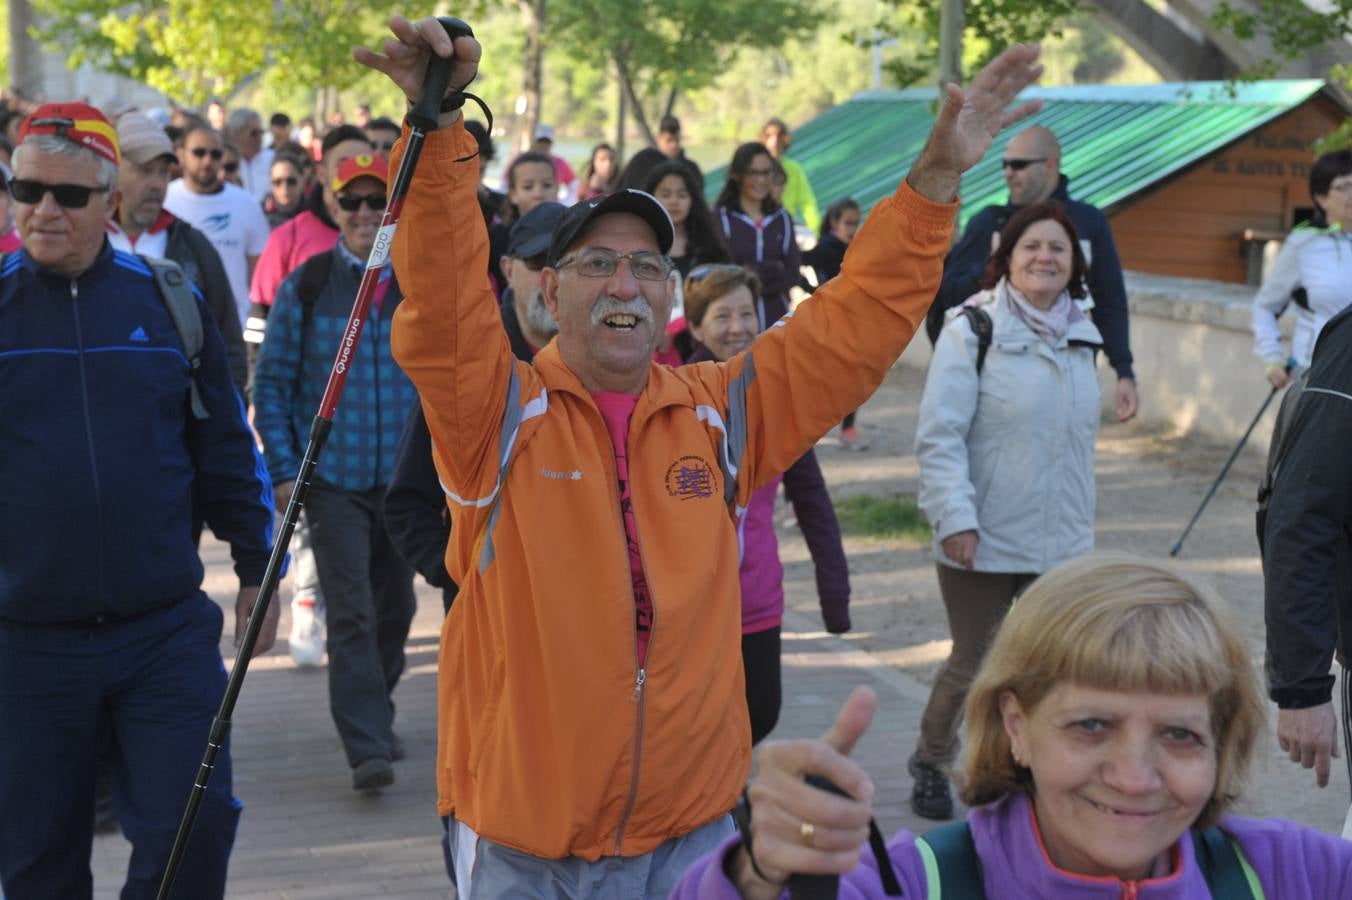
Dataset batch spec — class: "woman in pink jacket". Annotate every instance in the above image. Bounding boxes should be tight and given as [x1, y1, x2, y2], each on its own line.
[681, 264, 851, 743]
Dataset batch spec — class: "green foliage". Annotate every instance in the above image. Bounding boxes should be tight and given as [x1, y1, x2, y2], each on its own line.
[834, 494, 932, 542]
[880, 0, 1081, 87]
[548, 0, 823, 137]
[31, 0, 382, 106]
[1210, 0, 1352, 150]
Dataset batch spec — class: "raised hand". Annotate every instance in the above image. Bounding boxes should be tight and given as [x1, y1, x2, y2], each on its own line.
[730, 686, 878, 898]
[353, 15, 481, 107]
[908, 44, 1045, 203]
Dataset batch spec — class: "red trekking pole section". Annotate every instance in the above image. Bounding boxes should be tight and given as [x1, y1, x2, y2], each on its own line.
[155, 18, 473, 898]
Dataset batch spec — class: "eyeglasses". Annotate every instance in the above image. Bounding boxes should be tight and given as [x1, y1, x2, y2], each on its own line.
[1002, 157, 1046, 171]
[555, 248, 673, 281]
[744, 167, 775, 180]
[336, 192, 387, 212]
[9, 178, 109, 208]
[190, 147, 224, 160]
[271, 176, 299, 188]
[223, 162, 239, 174]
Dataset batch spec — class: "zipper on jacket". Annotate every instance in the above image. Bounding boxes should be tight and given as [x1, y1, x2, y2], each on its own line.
[1121, 881, 1140, 900]
[595, 408, 659, 856]
[70, 281, 108, 603]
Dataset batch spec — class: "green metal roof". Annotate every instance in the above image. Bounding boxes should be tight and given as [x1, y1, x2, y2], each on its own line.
[704, 80, 1335, 228]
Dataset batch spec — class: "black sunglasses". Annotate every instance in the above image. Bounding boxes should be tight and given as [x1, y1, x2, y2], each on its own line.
[190, 147, 224, 160]
[336, 193, 386, 212]
[9, 178, 109, 209]
[1002, 157, 1046, 171]
[271, 176, 299, 188]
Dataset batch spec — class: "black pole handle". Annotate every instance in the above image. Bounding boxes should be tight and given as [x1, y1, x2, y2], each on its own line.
[407, 16, 475, 131]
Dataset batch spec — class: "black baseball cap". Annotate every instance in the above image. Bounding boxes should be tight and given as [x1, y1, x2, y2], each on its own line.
[508, 202, 566, 259]
[545, 190, 675, 268]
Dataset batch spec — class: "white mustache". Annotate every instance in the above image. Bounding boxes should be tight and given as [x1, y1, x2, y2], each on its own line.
[590, 295, 653, 327]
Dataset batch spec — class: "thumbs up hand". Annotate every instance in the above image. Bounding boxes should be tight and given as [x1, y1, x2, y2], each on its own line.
[729, 686, 878, 898]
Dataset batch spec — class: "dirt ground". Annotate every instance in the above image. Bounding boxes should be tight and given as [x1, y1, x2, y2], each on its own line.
[775, 362, 1351, 833]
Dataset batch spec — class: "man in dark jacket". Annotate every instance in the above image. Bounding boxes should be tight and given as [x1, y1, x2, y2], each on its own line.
[1263, 304, 1352, 792]
[928, 125, 1138, 422]
[111, 110, 248, 394]
[384, 201, 563, 612]
[254, 153, 420, 792]
[0, 104, 276, 900]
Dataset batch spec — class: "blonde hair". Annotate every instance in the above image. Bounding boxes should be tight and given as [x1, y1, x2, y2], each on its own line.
[960, 553, 1266, 827]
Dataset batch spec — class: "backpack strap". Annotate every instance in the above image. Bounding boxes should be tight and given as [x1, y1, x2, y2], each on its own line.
[960, 306, 994, 375]
[296, 249, 335, 330]
[916, 820, 986, 898]
[143, 255, 209, 420]
[1192, 826, 1264, 899]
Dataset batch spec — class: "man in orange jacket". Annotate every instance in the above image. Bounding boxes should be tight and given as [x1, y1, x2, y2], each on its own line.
[358, 15, 1044, 897]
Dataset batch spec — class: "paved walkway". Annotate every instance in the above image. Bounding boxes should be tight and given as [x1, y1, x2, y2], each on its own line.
[90, 538, 940, 898]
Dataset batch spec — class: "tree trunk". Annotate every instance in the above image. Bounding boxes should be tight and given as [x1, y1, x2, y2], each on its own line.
[518, 0, 546, 153]
[615, 58, 626, 162]
[614, 48, 654, 146]
[8, 0, 42, 101]
[938, 0, 965, 87]
[663, 87, 679, 120]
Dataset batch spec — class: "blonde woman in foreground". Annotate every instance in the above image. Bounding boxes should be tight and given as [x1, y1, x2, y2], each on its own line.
[672, 554, 1352, 899]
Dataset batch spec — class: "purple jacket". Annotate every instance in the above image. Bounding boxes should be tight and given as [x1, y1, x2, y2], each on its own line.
[670, 791, 1352, 899]
[716, 204, 801, 325]
[685, 345, 850, 633]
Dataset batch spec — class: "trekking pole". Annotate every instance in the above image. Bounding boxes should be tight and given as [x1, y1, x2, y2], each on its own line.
[156, 18, 477, 898]
[1169, 382, 1283, 558]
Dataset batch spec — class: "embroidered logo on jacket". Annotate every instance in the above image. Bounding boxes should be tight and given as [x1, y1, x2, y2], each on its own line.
[665, 456, 716, 500]
[129, 326, 150, 342]
[542, 467, 583, 481]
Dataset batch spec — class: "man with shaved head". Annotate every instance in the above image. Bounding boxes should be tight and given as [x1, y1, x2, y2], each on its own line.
[928, 124, 1139, 421]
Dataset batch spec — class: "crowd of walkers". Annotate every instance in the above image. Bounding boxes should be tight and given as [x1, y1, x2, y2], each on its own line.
[2, 11, 1352, 899]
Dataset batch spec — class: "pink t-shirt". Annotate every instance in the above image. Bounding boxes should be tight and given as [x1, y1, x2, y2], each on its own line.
[592, 391, 653, 667]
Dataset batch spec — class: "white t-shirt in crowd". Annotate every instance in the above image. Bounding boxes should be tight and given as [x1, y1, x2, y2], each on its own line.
[165, 179, 270, 324]
[238, 147, 274, 203]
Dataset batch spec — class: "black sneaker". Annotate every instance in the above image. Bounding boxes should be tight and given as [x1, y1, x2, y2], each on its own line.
[352, 757, 395, 792]
[908, 753, 954, 820]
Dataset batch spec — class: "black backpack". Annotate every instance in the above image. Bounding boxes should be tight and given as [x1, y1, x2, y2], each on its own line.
[1255, 369, 1311, 552]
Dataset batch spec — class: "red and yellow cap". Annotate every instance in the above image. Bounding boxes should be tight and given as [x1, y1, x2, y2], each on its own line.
[331, 153, 389, 192]
[18, 102, 120, 166]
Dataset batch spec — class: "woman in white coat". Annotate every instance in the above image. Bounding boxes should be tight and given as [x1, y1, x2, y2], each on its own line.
[909, 201, 1103, 820]
[1252, 149, 1352, 387]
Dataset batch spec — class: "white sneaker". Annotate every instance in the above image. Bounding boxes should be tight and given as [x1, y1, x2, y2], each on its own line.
[289, 595, 326, 668]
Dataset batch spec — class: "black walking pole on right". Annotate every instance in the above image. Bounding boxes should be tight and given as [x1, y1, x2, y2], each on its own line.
[155, 18, 480, 898]
[1169, 382, 1284, 558]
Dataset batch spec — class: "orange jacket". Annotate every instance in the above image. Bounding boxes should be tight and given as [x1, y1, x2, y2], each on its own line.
[389, 122, 955, 861]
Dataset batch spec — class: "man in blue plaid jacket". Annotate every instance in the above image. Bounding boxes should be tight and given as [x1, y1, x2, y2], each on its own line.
[253, 153, 420, 793]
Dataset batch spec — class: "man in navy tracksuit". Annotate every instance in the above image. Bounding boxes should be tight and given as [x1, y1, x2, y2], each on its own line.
[0, 104, 276, 899]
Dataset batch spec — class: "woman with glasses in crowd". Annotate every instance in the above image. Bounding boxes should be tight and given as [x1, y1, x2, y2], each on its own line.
[262, 152, 306, 228]
[908, 201, 1103, 822]
[681, 263, 850, 744]
[1252, 149, 1352, 387]
[714, 142, 801, 328]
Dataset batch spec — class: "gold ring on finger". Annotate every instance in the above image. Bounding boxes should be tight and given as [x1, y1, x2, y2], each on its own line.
[800, 820, 815, 846]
